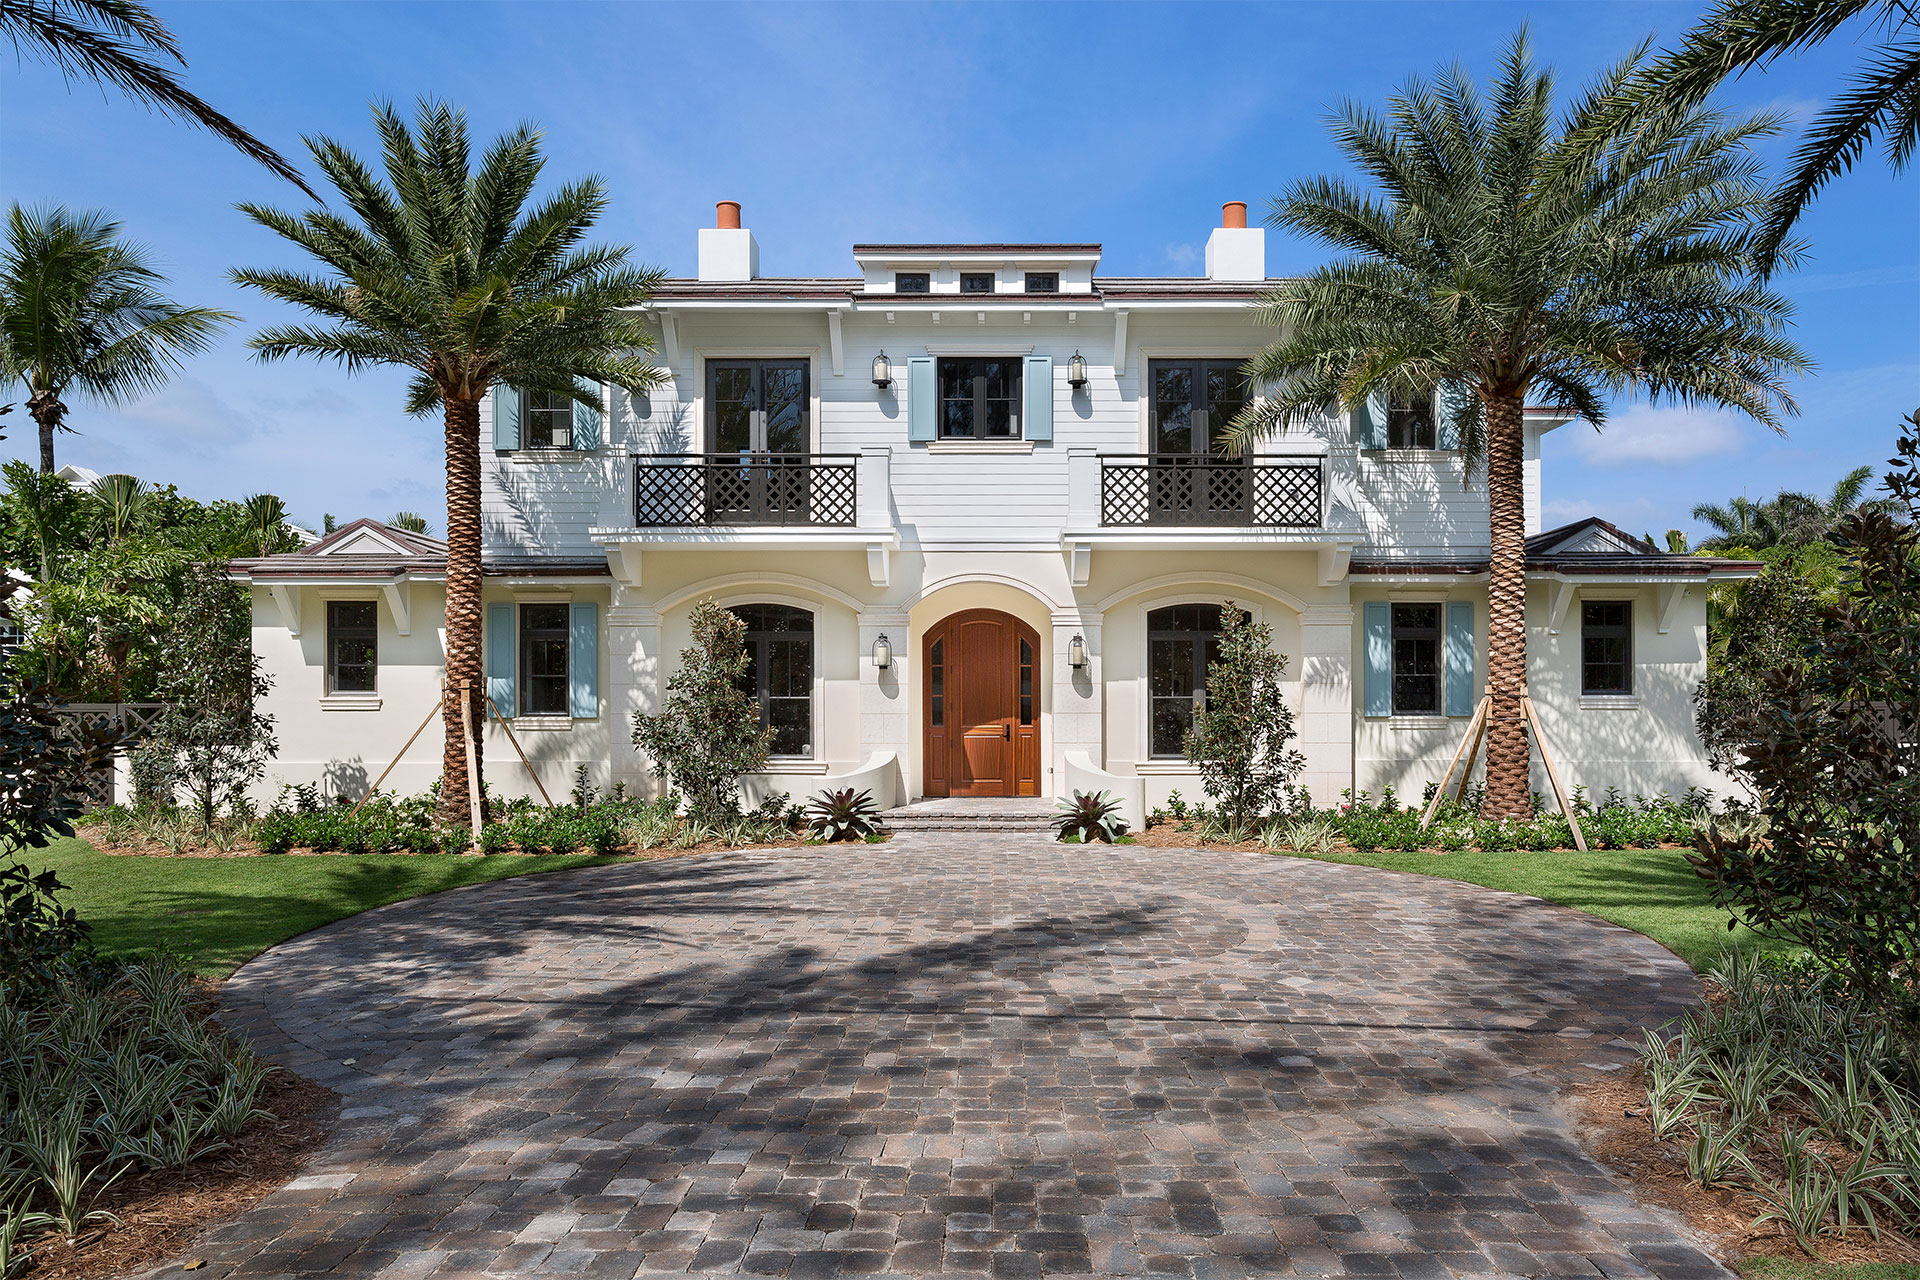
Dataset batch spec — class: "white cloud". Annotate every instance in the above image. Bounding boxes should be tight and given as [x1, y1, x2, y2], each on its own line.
[1565, 405, 1746, 466]
[115, 377, 255, 444]
[1164, 242, 1199, 267]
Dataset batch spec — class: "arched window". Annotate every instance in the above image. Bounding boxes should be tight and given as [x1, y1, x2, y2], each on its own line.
[1148, 603, 1224, 758]
[730, 604, 814, 757]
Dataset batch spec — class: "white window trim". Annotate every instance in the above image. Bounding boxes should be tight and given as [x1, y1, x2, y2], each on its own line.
[512, 596, 576, 721]
[708, 590, 828, 765]
[690, 347, 824, 456]
[1579, 694, 1642, 711]
[319, 694, 382, 712]
[926, 440, 1034, 455]
[319, 593, 381, 701]
[512, 715, 572, 733]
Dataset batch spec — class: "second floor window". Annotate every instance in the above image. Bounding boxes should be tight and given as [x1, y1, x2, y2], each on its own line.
[938, 357, 1022, 439]
[960, 272, 995, 294]
[895, 272, 930, 293]
[525, 389, 573, 450]
[1024, 272, 1059, 293]
[1391, 603, 1442, 714]
[520, 604, 570, 716]
[326, 601, 377, 694]
[1387, 388, 1437, 450]
[1582, 601, 1633, 695]
[1149, 604, 1224, 757]
[707, 360, 809, 454]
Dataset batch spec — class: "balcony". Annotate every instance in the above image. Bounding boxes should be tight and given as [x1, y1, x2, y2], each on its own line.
[1097, 454, 1323, 527]
[633, 453, 860, 527]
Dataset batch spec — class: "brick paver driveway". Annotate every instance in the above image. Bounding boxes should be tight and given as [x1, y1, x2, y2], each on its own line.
[146, 837, 1727, 1280]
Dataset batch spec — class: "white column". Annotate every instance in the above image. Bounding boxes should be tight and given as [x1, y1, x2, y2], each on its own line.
[607, 585, 661, 797]
[858, 610, 912, 802]
[1049, 611, 1103, 800]
[1299, 605, 1355, 807]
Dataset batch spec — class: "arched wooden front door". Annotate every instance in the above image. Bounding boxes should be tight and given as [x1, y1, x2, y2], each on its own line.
[923, 610, 1041, 798]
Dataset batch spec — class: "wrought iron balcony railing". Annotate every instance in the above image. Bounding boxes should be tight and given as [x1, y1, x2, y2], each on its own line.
[1099, 454, 1323, 527]
[633, 454, 859, 527]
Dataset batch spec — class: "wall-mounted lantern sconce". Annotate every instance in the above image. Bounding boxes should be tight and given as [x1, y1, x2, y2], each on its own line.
[1067, 351, 1088, 389]
[872, 351, 892, 389]
[1069, 633, 1088, 669]
[873, 633, 892, 670]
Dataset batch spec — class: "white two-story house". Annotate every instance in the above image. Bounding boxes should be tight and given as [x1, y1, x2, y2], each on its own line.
[233, 201, 1760, 824]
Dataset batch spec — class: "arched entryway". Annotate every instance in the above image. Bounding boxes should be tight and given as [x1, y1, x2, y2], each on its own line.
[923, 609, 1041, 797]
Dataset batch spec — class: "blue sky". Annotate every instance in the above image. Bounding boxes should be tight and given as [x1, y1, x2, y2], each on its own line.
[4, 0, 1915, 540]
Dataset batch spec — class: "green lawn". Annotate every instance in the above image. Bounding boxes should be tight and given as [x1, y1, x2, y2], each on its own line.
[1274, 843, 1783, 971]
[23, 838, 626, 976]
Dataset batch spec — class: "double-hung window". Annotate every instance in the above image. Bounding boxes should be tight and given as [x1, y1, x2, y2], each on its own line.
[1148, 604, 1224, 758]
[1390, 604, 1442, 714]
[525, 389, 574, 450]
[938, 357, 1022, 439]
[732, 604, 813, 757]
[326, 601, 377, 694]
[1582, 601, 1633, 695]
[519, 604, 570, 715]
[1386, 389, 1437, 450]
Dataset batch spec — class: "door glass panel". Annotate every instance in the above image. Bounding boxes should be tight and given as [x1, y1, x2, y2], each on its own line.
[929, 638, 944, 726]
[710, 365, 753, 454]
[763, 363, 808, 454]
[1205, 364, 1248, 454]
[1019, 637, 1033, 726]
[1154, 365, 1194, 454]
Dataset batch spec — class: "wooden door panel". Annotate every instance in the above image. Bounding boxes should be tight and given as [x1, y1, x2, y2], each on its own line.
[923, 610, 1041, 800]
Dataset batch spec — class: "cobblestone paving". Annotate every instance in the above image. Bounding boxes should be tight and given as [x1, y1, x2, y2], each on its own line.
[142, 837, 1727, 1280]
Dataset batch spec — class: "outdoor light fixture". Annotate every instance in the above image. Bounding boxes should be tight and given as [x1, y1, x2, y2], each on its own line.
[1067, 351, 1088, 389]
[873, 633, 892, 670]
[1069, 633, 1087, 669]
[872, 351, 892, 389]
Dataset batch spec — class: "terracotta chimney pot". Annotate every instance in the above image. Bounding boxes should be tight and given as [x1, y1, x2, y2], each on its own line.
[716, 200, 741, 230]
[1222, 201, 1248, 229]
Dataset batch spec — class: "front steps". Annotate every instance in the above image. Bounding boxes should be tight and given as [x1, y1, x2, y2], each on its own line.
[882, 797, 1057, 834]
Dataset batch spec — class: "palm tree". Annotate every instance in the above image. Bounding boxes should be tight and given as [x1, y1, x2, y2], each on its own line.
[232, 99, 662, 824]
[0, 204, 234, 473]
[1, 0, 311, 195]
[388, 511, 431, 535]
[89, 472, 148, 543]
[1617, 1, 1919, 268]
[1693, 465, 1889, 550]
[242, 492, 288, 557]
[1229, 34, 1810, 818]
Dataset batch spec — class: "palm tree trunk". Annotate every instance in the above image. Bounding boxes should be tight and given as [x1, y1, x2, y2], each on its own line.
[440, 395, 487, 827]
[1480, 388, 1533, 819]
[27, 388, 64, 474]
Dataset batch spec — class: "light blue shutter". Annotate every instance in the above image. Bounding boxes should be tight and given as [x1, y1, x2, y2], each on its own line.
[568, 602, 598, 718]
[1363, 601, 1392, 717]
[907, 357, 936, 442]
[1023, 355, 1053, 441]
[493, 385, 521, 452]
[571, 380, 603, 450]
[486, 603, 516, 719]
[1351, 389, 1386, 449]
[1445, 601, 1475, 717]
[1437, 381, 1472, 451]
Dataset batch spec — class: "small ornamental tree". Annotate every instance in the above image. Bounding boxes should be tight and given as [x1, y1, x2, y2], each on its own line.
[1692, 562, 1825, 776]
[631, 599, 773, 823]
[133, 562, 276, 822]
[1688, 413, 1920, 1023]
[1183, 604, 1305, 833]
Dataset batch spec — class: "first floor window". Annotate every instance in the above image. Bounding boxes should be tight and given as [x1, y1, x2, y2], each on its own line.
[938, 357, 1022, 439]
[1582, 600, 1633, 694]
[1391, 603, 1441, 714]
[326, 601, 377, 694]
[1148, 604, 1223, 757]
[733, 604, 813, 756]
[520, 604, 570, 714]
[525, 389, 573, 450]
[1387, 388, 1437, 450]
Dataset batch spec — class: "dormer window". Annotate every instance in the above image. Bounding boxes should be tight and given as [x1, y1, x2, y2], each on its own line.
[1024, 272, 1059, 294]
[960, 272, 995, 294]
[1387, 389, 1437, 450]
[895, 272, 929, 293]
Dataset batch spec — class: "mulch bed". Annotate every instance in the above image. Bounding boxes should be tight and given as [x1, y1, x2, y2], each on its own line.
[24, 1061, 337, 1280]
[1572, 1066, 1920, 1271]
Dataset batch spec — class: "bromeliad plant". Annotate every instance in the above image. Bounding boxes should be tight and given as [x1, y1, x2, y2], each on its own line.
[804, 787, 882, 843]
[1052, 790, 1129, 844]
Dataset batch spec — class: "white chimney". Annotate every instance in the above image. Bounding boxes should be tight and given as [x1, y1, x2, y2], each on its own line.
[1205, 201, 1265, 282]
[697, 200, 759, 282]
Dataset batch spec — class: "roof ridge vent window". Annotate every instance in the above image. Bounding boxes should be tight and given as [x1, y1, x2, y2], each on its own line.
[895, 272, 930, 293]
[1025, 272, 1058, 293]
[960, 272, 995, 294]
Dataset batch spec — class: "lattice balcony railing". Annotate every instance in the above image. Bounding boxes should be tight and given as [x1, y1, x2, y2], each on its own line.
[1100, 455, 1323, 527]
[632, 454, 859, 527]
